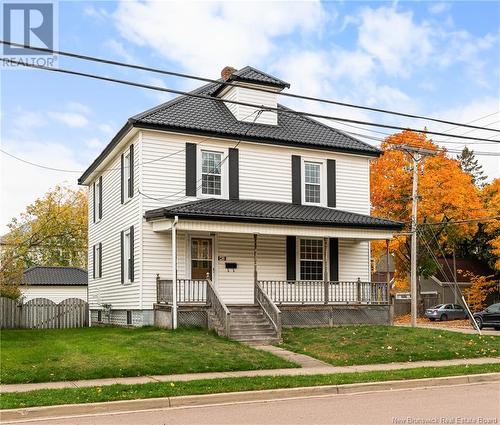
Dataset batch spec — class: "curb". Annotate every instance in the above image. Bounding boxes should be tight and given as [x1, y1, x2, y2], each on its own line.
[1, 373, 499, 423]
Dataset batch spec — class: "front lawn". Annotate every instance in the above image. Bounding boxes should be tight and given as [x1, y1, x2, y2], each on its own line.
[281, 326, 500, 366]
[0, 327, 295, 384]
[2, 363, 498, 410]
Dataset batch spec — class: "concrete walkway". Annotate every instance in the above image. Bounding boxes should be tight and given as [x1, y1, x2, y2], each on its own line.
[1, 345, 499, 394]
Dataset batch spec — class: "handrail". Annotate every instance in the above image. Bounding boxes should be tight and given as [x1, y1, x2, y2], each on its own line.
[255, 281, 282, 340]
[206, 275, 231, 337]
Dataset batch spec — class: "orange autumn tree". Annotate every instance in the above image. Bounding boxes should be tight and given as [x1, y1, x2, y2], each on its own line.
[481, 178, 500, 271]
[370, 130, 484, 291]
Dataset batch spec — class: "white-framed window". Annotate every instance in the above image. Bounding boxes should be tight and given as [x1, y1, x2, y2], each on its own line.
[304, 161, 321, 204]
[201, 150, 223, 196]
[298, 238, 324, 281]
[123, 228, 131, 284]
[94, 243, 101, 278]
[124, 151, 132, 200]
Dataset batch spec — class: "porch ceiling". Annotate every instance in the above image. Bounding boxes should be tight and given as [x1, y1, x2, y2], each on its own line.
[145, 198, 402, 240]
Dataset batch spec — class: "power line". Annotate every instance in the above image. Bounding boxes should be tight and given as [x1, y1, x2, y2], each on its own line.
[5, 58, 500, 143]
[418, 217, 500, 226]
[2, 39, 499, 134]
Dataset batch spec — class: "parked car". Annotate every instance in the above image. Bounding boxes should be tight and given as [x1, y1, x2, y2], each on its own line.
[425, 304, 467, 321]
[473, 303, 500, 330]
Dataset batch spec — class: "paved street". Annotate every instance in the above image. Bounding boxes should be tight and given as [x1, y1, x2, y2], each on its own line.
[7, 381, 499, 425]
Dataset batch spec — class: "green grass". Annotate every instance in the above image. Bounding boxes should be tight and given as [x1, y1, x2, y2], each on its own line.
[0, 327, 295, 384]
[2, 363, 499, 410]
[281, 326, 500, 366]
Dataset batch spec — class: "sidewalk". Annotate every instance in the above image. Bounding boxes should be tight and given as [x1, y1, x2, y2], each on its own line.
[1, 343, 499, 394]
[395, 323, 500, 336]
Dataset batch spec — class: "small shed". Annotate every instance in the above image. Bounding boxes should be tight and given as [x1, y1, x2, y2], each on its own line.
[22, 266, 88, 303]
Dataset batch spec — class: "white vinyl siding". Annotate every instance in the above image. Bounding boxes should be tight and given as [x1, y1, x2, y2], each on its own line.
[338, 239, 370, 282]
[87, 130, 376, 310]
[220, 85, 278, 125]
[21, 286, 87, 303]
[87, 135, 141, 310]
[139, 131, 370, 214]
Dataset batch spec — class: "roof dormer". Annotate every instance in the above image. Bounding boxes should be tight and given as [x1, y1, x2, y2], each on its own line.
[215, 66, 290, 126]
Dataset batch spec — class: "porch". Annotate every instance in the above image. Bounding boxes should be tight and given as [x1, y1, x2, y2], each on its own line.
[146, 198, 401, 342]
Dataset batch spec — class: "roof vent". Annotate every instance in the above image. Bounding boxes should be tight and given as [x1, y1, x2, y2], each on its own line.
[221, 66, 237, 81]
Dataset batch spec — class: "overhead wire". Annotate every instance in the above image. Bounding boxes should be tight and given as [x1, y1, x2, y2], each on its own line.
[2, 39, 499, 134]
[4, 58, 500, 143]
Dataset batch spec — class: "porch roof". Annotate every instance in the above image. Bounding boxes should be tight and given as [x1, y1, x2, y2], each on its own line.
[145, 198, 403, 231]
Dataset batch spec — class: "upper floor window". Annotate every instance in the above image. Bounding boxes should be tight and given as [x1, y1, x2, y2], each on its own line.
[124, 151, 132, 199]
[304, 161, 321, 204]
[121, 145, 134, 203]
[299, 238, 323, 281]
[93, 176, 102, 222]
[201, 150, 222, 196]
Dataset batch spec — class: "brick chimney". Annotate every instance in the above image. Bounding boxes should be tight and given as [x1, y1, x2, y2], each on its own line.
[221, 66, 237, 81]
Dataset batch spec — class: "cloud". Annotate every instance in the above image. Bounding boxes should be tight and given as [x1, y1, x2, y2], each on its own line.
[428, 2, 451, 15]
[85, 137, 103, 149]
[104, 39, 137, 63]
[356, 6, 433, 76]
[48, 111, 89, 128]
[0, 141, 85, 233]
[113, 1, 327, 75]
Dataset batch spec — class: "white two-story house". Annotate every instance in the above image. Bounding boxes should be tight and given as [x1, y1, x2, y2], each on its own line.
[79, 66, 402, 342]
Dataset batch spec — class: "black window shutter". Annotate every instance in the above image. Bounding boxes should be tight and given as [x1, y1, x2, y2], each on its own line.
[92, 182, 96, 223]
[327, 159, 336, 208]
[329, 238, 339, 281]
[228, 148, 239, 200]
[92, 244, 96, 279]
[120, 231, 124, 284]
[99, 242, 102, 278]
[185, 143, 197, 196]
[129, 145, 134, 198]
[291, 155, 301, 205]
[120, 154, 124, 204]
[98, 176, 103, 219]
[129, 226, 134, 282]
[286, 236, 296, 281]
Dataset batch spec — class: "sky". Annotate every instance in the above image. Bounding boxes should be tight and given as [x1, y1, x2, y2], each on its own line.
[1, 0, 499, 233]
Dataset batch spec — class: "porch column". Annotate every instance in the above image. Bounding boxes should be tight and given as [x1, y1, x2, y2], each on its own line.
[253, 233, 258, 303]
[172, 216, 179, 329]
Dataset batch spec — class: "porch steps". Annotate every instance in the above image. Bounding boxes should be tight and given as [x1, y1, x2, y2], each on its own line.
[208, 305, 280, 344]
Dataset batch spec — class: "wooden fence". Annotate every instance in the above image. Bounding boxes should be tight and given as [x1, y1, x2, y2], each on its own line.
[0, 297, 88, 329]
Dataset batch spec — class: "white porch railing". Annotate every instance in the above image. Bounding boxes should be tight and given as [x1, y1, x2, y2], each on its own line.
[156, 277, 207, 304]
[258, 279, 389, 305]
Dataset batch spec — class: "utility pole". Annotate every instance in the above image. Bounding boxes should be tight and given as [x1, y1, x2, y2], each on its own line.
[410, 153, 419, 327]
[396, 146, 436, 327]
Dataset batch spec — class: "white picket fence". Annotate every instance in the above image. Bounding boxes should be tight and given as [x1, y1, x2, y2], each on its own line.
[0, 297, 88, 329]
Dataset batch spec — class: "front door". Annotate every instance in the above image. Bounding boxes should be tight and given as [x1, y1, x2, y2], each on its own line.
[191, 238, 213, 279]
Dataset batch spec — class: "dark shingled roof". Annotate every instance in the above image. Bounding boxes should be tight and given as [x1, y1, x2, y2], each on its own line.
[130, 80, 380, 157]
[145, 198, 403, 230]
[78, 66, 381, 184]
[227, 66, 290, 88]
[23, 267, 88, 286]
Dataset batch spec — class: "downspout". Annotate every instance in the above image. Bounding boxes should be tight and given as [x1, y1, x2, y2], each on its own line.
[172, 216, 179, 329]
